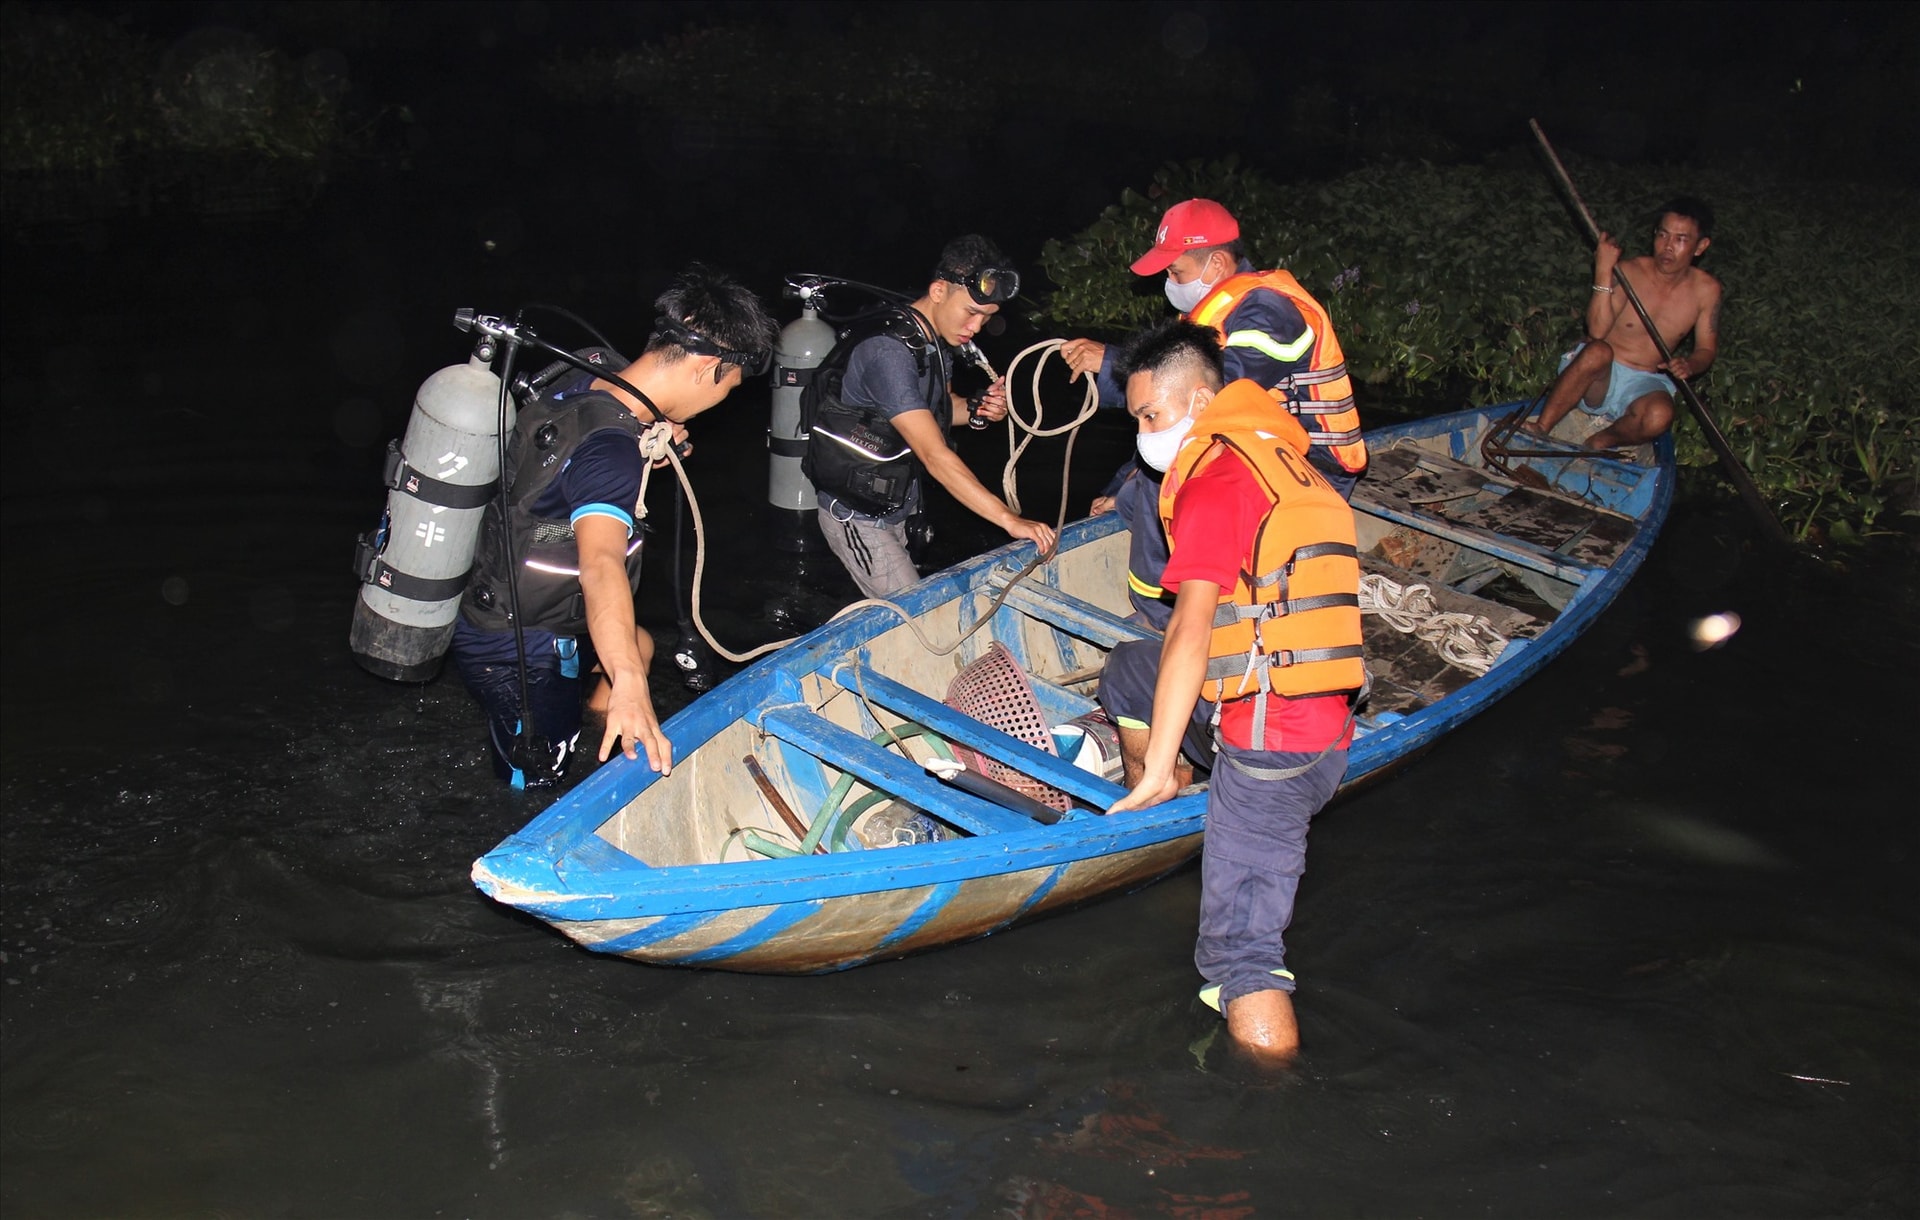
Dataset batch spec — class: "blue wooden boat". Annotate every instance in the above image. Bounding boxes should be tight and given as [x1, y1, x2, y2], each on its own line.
[471, 402, 1673, 973]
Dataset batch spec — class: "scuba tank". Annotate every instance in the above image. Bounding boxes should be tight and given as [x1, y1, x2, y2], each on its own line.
[349, 344, 508, 682]
[768, 281, 836, 552]
[769, 286, 834, 510]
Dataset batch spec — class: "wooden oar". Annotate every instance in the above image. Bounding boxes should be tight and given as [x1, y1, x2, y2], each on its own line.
[1529, 119, 1793, 549]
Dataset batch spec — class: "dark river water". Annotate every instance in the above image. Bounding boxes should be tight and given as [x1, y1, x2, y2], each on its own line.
[3, 157, 1916, 1219]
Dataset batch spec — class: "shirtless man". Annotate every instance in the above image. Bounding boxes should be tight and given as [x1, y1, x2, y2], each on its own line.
[1529, 197, 1722, 450]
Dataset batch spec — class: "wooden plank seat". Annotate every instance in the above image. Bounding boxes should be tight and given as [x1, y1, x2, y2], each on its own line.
[1469, 487, 1637, 570]
[750, 703, 1043, 836]
[1363, 445, 1511, 514]
[1355, 446, 1623, 584]
[826, 664, 1122, 810]
[985, 575, 1159, 651]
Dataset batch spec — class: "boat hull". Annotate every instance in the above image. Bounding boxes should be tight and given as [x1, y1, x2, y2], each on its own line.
[473, 401, 1672, 973]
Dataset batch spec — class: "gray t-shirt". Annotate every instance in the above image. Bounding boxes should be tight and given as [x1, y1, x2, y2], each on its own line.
[814, 329, 952, 522]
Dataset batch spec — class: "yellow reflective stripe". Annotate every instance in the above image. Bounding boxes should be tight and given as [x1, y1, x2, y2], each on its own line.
[1224, 325, 1314, 364]
[1115, 716, 1149, 731]
[1127, 571, 1165, 599]
[1189, 291, 1240, 328]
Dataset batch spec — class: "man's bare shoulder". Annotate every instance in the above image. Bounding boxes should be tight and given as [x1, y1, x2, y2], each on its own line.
[1689, 265, 1724, 299]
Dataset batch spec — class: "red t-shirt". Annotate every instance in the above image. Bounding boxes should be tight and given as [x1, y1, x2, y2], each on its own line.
[1161, 452, 1356, 753]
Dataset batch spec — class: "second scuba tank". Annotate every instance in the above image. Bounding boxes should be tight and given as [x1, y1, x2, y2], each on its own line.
[768, 289, 836, 549]
[349, 351, 509, 681]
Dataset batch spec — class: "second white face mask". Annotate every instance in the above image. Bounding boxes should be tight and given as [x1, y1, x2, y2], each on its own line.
[1135, 391, 1200, 472]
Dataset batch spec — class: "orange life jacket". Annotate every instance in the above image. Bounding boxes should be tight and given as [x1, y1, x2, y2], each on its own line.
[1158, 380, 1367, 720]
[1188, 269, 1368, 474]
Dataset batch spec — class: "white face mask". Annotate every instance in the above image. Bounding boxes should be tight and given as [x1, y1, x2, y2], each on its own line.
[1135, 392, 1200, 472]
[1163, 259, 1219, 313]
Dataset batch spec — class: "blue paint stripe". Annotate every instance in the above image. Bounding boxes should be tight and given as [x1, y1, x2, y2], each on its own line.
[874, 881, 961, 952]
[676, 899, 826, 964]
[1010, 864, 1066, 918]
[589, 911, 711, 953]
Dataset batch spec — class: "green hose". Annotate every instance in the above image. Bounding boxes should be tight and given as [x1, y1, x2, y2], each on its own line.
[740, 722, 957, 859]
[826, 791, 893, 853]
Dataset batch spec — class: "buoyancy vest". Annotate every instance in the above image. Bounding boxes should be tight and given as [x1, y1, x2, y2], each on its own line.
[1188, 269, 1368, 474]
[1158, 380, 1367, 719]
[460, 383, 646, 637]
[802, 307, 946, 518]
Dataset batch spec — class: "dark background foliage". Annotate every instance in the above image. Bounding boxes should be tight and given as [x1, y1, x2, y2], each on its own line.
[4, 0, 1917, 546]
[1040, 157, 1919, 543]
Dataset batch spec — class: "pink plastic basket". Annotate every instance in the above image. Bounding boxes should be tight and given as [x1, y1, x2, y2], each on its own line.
[943, 642, 1071, 813]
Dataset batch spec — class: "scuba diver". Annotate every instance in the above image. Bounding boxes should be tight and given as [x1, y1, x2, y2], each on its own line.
[450, 265, 777, 788]
[804, 235, 1057, 599]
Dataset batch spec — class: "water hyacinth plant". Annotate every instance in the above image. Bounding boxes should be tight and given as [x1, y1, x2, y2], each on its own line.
[2, 7, 366, 225]
[532, 15, 1260, 159]
[1040, 157, 1918, 546]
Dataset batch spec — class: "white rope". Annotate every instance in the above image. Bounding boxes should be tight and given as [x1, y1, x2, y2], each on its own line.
[984, 339, 1102, 518]
[814, 546, 1054, 658]
[629, 420, 678, 520]
[674, 339, 1102, 666]
[676, 415, 1050, 663]
[670, 433, 797, 664]
[1359, 572, 1508, 676]
[609, 297, 1097, 678]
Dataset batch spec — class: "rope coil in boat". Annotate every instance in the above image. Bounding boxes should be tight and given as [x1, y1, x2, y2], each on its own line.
[1358, 572, 1508, 676]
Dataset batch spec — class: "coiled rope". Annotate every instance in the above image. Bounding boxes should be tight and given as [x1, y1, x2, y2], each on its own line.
[985, 338, 1103, 520]
[1358, 571, 1509, 675]
[662, 338, 1103, 665]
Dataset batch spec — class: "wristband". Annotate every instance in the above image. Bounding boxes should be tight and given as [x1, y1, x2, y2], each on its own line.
[1591, 284, 1614, 293]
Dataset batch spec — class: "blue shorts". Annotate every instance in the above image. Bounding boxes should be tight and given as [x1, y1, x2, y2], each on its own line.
[1198, 741, 1347, 1006]
[1559, 344, 1676, 422]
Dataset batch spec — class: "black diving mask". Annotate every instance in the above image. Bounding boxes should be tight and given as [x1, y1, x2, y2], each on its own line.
[941, 265, 1020, 306]
[652, 316, 772, 378]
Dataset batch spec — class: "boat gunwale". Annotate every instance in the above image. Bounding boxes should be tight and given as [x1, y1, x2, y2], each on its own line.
[473, 401, 1674, 927]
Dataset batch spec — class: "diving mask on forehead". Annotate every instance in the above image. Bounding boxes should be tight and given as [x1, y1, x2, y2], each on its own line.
[940, 265, 1020, 306]
[652, 315, 771, 378]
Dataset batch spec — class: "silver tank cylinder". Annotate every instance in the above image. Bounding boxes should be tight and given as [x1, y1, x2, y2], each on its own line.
[768, 299, 835, 510]
[349, 353, 511, 681]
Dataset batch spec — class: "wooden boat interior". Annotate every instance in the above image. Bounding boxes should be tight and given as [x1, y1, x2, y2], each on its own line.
[587, 409, 1660, 870]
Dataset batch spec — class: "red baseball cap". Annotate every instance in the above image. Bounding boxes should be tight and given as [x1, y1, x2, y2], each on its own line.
[1130, 199, 1240, 276]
